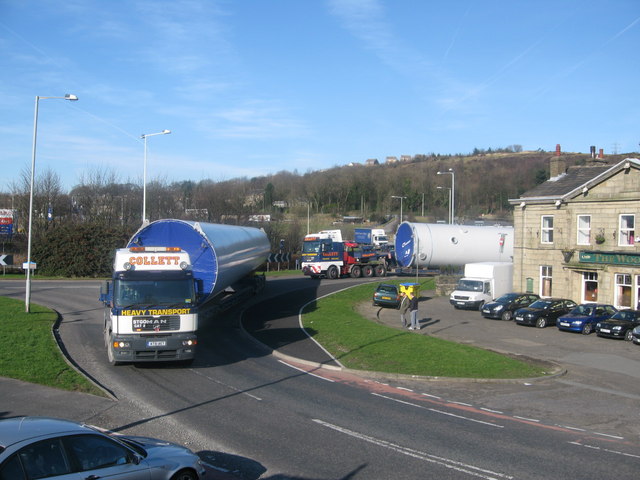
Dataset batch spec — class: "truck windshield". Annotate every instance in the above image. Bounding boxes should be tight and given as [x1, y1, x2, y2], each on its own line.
[457, 279, 484, 292]
[115, 279, 195, 307]
[302, 240, 322, 254]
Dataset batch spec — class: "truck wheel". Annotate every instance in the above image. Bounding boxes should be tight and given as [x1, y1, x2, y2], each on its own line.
[327, 266, 339, 279]
[374, 264, 387, 277]
[350, 265, 362, 278]
[362, 265, 374, 277]
[107, 342, 122, 366]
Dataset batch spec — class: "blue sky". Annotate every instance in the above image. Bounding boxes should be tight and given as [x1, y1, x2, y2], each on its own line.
[1, 0, 639, 191]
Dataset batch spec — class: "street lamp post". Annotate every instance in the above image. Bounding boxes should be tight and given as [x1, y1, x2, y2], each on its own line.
[391, 195, 407, 223]
[26, 94, 78, 313]
[141, 130, 171, 223]
[436, 186, 452, 224]
[437, 168, 455, 224]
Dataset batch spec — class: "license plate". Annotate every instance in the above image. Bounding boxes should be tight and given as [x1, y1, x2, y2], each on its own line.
[516, 316, 523, 321]
[481, 308, 489, 313]
[456, 301, 465, 305]
[146, 340, 166, 347]
[600, 328, 610, 333]
[381, 296, 391, 300]
[560, 322, 570, 327]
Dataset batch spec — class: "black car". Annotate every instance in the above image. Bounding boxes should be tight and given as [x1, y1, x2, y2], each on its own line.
[514, 298, 577, 328]
[481, 293, 540, 321]
[595, 309, 640, 340]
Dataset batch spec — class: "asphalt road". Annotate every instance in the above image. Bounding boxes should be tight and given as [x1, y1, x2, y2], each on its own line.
[1, 276, 640, 479]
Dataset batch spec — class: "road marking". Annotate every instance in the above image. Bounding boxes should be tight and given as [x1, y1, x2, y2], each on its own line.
[313, 419, 514, 479]
[189, 369, 263, 400]
[569, 441, 640, 459]
[513, 416, 540, 423]
[278, 360, 335, 382]
[372, 393, 503, 428]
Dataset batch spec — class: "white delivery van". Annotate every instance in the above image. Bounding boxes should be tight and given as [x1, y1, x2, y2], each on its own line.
[449, 262, 513, 310]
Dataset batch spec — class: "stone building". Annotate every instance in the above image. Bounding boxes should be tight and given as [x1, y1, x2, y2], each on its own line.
[508, 157, 640, 309]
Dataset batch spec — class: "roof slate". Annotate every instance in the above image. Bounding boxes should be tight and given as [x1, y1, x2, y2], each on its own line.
[519, 165, 611, 199]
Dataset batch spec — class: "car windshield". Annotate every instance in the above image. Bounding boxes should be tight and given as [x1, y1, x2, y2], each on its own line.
[528, 300, 551, 309]
[612, 311, 640, 321]
[569, 305, 593, 316]
[495, 293, 519, 303]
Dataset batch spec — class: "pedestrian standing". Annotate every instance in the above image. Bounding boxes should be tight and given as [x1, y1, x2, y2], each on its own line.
[399, 292, 410, 328]
[408, 291, 419, 330]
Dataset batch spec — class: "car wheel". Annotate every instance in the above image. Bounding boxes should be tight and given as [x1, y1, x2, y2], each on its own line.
[536, 317, 547, 328]
[581, 323, 592, 335]
[171, 469, 198, 480]
[501, 310, 512, 321]
[625, 329, 633, 341]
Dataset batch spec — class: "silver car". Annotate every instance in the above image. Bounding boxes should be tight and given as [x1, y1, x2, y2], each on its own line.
[0, 416, 205, 480]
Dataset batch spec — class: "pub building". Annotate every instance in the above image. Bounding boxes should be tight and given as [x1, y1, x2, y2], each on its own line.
[509, 156, 640, 309]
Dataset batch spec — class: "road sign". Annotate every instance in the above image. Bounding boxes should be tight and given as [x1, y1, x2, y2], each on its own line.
[0, 254, 13, 266]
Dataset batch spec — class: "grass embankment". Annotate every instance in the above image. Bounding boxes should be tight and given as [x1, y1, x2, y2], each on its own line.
[0, 297, 104, 396]
[302, 279, 548, 379]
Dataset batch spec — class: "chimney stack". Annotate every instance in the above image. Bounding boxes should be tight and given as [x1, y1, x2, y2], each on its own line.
[590, 146, 596, 158]
[555, 144, 561, 156]
[598, 148, 604, 159]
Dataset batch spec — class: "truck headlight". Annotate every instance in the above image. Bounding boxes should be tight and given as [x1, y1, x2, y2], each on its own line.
[113, 341, 130, 349]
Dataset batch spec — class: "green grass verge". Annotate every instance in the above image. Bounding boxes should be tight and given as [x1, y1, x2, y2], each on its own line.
[0, 297, 105, 396]
[302, 279, 548, 379]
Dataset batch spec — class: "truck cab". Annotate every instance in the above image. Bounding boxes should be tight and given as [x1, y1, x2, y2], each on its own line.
[101, 246, 199, 365]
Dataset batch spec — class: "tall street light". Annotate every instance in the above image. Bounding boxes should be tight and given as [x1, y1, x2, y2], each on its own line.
[391, 195, 407, 223]
[141, 130, 171, 223]
[26, 94, 79, 313]
[437, 186, 452, 224]
[437, 168, 455, 224]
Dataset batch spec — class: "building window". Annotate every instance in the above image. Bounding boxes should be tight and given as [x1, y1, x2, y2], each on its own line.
[583, 271, 598, 302]
[619, 215, 635, 246]
[577, 215, 591, 245]
[541, 216, 554, 244]
[540, 265, 552, 297]
[615, 274, 632, 309]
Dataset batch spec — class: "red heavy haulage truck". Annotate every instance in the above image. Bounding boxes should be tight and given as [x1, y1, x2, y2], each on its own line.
[301, 230, 390, 279]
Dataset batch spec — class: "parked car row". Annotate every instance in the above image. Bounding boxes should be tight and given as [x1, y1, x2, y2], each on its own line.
[481, 292, 640, 343]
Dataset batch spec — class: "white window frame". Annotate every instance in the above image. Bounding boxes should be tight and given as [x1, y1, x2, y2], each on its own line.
[619, 214, 635, 247]
[577, 215, 591, 245]
[615, 273, 632, 309]
[540, 265, 553, 297]
[541, 215, 554, 244]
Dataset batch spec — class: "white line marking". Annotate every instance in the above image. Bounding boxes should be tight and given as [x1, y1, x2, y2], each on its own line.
[372, 393, 503, 428]
[189, 369, 262, 400]
[513, 416, 540, 423]
[569, 441, 640, 459]
[593, 431, 624, 440]
[481, 408, 504, 414]
[421, 393, 442, 399]
[278, 360, 335, 382]
[313, 419, 514, 479]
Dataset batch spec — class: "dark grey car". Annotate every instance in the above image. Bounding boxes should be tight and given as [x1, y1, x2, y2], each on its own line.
[481, 293, 540, 321]
[0, 416, 205, 480]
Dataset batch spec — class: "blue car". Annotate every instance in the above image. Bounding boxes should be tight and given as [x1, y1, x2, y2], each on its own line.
[557, 303, 617, 335]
